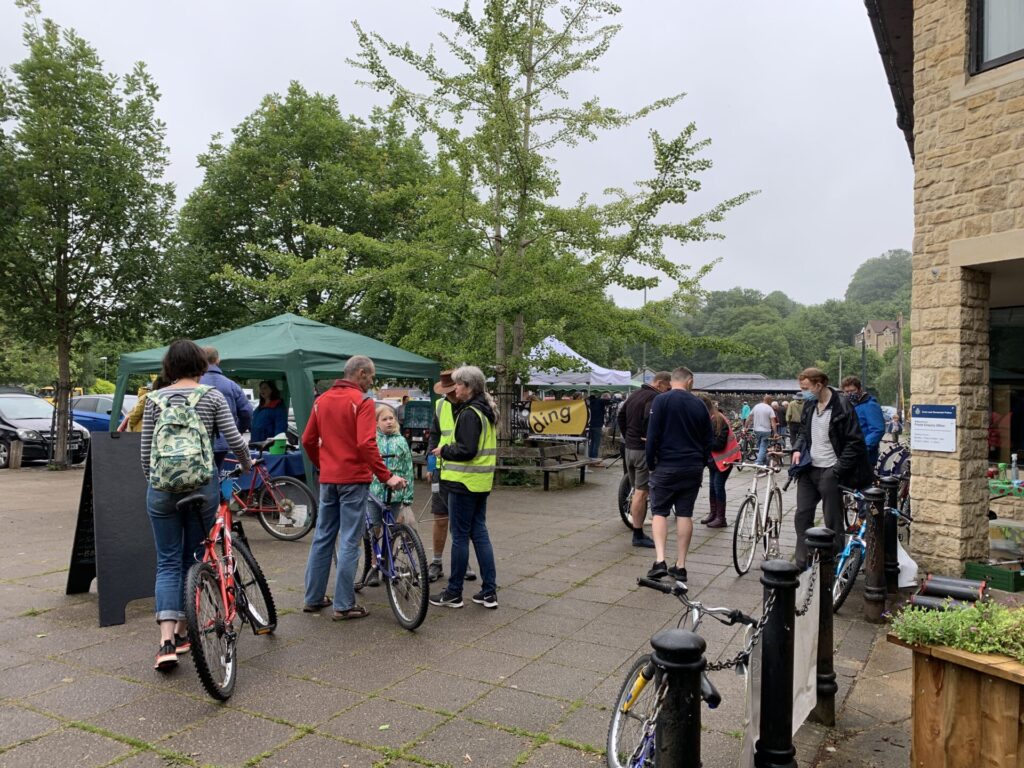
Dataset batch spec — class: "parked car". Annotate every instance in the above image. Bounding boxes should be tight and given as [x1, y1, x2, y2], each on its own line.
[71, 394, 138, 432]
[0, 394, 90, 468]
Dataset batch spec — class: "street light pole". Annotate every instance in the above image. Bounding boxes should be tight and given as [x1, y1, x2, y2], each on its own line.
[100, 356, 107, 382]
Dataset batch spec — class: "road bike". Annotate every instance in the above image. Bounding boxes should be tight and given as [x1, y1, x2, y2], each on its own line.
[180, 464, 277, 700]
[607, 577, 757, 768]
[732, 460, 785, 575]
[352, 466, 429, 630]
[223, 438, 318, 541]
[833, 482, 912, 612]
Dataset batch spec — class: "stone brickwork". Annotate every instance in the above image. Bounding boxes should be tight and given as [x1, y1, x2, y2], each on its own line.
[909, 0, 1024, 573]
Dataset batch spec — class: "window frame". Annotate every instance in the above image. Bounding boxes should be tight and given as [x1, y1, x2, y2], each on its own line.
[971, 0, 1024, 75]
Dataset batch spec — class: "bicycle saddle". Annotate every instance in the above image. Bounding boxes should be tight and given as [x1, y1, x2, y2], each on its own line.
[175, 491, 208, 513]
[250, 438, 275, 452]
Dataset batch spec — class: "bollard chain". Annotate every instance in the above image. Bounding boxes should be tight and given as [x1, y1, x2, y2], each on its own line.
[795, 551, 820, 617]
[706, 588, 778, 672]
[630, 677, 668, 764]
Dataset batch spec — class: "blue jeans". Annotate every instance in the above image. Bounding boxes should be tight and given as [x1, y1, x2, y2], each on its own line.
[146, 477, 219, 623]
[708, 464, 732, 506]
[447, 490, 497, 596]
[754, 430, 772, 466]
[304, 483, 368, 612]
[588, 426, 601, 459]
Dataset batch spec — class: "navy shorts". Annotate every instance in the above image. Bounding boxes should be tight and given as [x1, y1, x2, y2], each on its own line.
[649, 466, 704, 518]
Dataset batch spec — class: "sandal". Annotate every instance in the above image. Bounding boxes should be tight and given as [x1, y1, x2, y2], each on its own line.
[303, 597, 332, 612]
[332, 605, 369, 621]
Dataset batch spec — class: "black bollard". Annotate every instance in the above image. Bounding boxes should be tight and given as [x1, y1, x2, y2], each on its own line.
[879, 476, 900, 594]
[862, 486, 887, 622]
[651, 629, 706, 768]
[806, 526, 837, 727]
[755, 560, 800, 768]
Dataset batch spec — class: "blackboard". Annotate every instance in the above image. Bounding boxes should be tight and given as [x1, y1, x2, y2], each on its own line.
[66, 432, 155, 627]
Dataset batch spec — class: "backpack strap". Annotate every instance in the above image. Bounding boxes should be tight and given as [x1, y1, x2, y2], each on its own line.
[184, 384, 212, 409]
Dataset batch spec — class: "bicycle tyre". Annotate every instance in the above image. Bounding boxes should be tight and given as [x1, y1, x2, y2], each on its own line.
[383, 523, 429, 630]
[732, 497, 760, 576]
[765, 487, 783, 559]
[617, 473, 634, 529]
[832, 546, 864, 613]
[607, 654, 658, 768]
[253, 476, 318, 541]
[232, 539, 277, 634]
[353, 530, 374, 593]
[841, 492, 858, 532]
[185, 562, 237, 701]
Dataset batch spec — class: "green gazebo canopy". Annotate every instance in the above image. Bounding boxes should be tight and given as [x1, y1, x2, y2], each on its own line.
[111, 313, 441, 483]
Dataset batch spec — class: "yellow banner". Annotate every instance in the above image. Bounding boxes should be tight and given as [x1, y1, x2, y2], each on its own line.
[528, 400, 588, 435]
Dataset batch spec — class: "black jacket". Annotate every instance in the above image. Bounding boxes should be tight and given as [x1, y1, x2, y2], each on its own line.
[439, 394, 496, 495]
[792, 387, 872, 488]
[617, 385, 660, 450]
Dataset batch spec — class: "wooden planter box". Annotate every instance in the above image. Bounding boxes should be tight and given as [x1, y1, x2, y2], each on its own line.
[889, 634, 1024, 767]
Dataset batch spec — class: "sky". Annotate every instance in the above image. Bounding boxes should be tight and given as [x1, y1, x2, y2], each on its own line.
[0, 1, 915, 309]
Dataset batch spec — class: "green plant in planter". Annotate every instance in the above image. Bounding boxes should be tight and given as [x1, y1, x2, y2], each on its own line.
[891, 602, 1024, 663]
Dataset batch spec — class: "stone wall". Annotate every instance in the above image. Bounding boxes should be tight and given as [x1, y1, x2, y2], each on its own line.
[909, 0, 1024, 573]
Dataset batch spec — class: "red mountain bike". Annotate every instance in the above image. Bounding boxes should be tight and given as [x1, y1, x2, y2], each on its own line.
[223, 439, 317, 541]
[178, 463, 277, 700]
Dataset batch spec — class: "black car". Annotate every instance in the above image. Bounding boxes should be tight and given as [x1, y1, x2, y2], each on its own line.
[0, 394, 90, 468]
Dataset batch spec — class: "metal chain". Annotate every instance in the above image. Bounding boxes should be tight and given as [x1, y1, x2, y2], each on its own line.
[630, 677, 669, 764]
[706, 587, 778, 672]
[795, 551, 820, 617]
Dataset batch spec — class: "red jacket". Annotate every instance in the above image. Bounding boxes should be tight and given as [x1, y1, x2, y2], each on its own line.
[301, 380, 392, 485]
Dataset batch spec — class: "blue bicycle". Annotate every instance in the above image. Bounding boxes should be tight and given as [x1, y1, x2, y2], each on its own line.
[833, 482, 912, 612]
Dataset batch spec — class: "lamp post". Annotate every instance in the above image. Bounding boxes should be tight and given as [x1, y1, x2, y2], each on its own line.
[100, 356, 107, 382]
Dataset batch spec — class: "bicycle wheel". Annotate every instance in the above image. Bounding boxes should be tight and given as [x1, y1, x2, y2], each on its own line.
[232, 539, 277, 635]
[765, 487, 783, 559]
[184, 562, 237, 701]
[607, 655, 658, 768]
[841, 492, 858, 532]
[353, 530, 374, 593]
[618, 474, 634, 529]
[732, 497, 760, 576]
[253, 476, 317, 541]
[832, 545, 864, 613]
[383, 523, 429, 630]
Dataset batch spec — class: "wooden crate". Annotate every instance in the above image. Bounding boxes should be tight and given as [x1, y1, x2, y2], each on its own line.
[890, 635, 1024, 767]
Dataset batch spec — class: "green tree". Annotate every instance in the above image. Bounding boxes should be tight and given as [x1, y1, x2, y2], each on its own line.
[171, 83, 435, 338]
[845, 248, 912, 306]
[0, 9, 174, 464]
[352, 0, 753, 430]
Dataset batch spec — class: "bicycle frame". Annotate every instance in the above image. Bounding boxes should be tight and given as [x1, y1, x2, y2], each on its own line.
[836, 488, 911, 577]
[223, 457, 287, 516]
[196, 485, 240, 628]
[739, 463, 783, 546]
[365, 494, 404, 580]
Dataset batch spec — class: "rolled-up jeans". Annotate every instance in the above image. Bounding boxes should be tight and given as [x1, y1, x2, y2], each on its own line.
[146, 476, 219, 623]
[304, 483, 369, 612]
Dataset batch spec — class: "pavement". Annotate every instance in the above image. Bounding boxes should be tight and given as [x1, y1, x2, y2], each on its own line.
[0, 461, 910, 767]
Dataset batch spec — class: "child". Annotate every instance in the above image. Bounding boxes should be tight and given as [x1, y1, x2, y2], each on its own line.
[364, 404, 415, 586]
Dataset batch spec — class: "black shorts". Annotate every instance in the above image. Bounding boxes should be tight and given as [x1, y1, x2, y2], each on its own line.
[649, 466, 704, 518]
[431, 474, 449, 518]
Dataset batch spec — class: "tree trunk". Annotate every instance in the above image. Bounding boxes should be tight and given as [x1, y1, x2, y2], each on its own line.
[51, 333, 72, 470]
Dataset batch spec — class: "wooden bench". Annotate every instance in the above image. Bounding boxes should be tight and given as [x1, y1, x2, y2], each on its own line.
[411, 443, 589, 491]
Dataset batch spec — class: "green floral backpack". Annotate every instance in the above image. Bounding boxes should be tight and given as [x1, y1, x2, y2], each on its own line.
[149, 385, 215, 493]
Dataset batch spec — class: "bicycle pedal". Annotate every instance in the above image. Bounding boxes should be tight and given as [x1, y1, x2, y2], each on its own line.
[254, 627, 273, 635]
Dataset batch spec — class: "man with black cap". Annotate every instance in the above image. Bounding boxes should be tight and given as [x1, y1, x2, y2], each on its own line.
[426, 370, 476, 583]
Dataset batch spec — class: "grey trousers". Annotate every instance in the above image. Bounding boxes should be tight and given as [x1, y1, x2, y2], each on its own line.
[794, 465, 844, 568]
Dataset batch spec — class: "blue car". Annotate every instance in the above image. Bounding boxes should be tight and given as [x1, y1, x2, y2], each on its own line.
[71, 394, 138, 432]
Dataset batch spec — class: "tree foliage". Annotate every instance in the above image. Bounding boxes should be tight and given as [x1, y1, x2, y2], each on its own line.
[0, 10, 174, 463]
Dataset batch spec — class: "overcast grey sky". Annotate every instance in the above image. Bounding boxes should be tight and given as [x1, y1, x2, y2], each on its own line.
[0, 1, 914, 308]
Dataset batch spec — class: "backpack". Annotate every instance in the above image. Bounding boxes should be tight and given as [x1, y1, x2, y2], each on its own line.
[149, 385, 215, 493]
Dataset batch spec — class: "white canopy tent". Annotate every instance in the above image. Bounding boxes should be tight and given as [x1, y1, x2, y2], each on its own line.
[526, 336, 632, 388]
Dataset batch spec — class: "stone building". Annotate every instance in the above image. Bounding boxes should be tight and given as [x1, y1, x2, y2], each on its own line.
[866, 1, 1024, 573]
[853, 320, 901, 355]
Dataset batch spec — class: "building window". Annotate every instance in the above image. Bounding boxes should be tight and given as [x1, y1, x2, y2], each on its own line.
[989, 307, 1024, 464]
[972, 0, 1024, 73]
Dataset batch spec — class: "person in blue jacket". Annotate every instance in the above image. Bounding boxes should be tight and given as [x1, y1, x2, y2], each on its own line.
[199, 347, 253, 468]
[251, 380, 288, 442]
[841, 376, 886, 470]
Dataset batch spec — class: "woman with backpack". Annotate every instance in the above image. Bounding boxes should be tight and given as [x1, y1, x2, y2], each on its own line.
[140, 339, 252, 672]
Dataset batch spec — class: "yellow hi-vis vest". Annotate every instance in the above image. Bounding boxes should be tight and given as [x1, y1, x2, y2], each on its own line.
[435, 398, 455, 443]
[439, 405, 497, 493]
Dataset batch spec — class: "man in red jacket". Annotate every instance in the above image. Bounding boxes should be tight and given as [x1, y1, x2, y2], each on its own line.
[302, 355, 406, 620]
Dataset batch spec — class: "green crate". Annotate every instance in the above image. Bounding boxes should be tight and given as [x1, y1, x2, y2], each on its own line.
[964, 561, 1024, 592]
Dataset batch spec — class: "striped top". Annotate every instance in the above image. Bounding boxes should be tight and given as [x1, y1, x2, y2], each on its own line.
[809, 404, 838, 468]
[140, 386, 252, 479]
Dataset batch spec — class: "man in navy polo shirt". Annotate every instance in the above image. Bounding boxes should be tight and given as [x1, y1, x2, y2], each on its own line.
[200, 347, 253, 469]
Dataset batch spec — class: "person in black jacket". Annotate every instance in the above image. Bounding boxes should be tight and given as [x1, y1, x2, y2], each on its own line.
[616, 371, 671, 548]
[790, 367, 872, 567]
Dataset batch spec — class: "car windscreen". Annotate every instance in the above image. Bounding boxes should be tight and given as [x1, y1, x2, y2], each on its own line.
[0, 396, 55, 420]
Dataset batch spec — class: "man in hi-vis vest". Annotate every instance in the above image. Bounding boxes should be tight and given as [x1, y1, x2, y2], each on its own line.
[429, 366, 499, 609]
[426, 370, 476, 584]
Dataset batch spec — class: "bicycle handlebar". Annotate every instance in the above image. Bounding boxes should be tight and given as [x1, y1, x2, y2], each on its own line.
[638, 577, 683, 595]
[636, 578, 756, 626]
[701, 673, 721, 709]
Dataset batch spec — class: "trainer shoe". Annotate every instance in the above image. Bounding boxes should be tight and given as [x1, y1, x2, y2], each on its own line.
[472, 591, 498, 609]
[365, 568, 381, 587]
[465, 567, 477, 582]
[647, 560, 668, 580]
[428, 562, 444, 583]
[632, 532, 656, 549]
[667, 565, 688, 583]
[173, 633, 191, 654]
[154, 641, 178, 672]
[429, 590, 464, 608]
